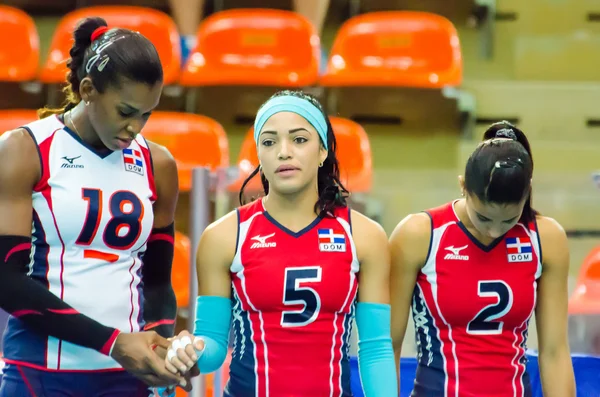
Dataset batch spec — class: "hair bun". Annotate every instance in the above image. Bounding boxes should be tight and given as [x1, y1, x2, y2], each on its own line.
[495, 128, 518, 141]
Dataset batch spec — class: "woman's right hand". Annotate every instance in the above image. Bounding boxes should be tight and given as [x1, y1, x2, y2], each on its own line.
[110, 331, 183, 387]
[165, 330, 205, 375]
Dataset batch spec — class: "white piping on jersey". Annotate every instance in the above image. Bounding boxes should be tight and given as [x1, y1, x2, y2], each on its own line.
[331, 215, 359, 397]
[232, 211, 269, 397]
[510, 277, 538, 397]
[514, 223, 543, 279]
[423, 220, 458, 397]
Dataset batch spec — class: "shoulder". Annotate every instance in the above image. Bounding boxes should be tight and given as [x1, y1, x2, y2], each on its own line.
[0, 129, 40, 185]
[536, 215, 569, 268]
[202, 210, 238, 247]
[198, 210, 238, 263]
[389, 212, 432, 246]
[350, 209, 386, 239]
[389, 212, 432, 266]
[349, 210, 388, 260]
[146, 140, 176, 171]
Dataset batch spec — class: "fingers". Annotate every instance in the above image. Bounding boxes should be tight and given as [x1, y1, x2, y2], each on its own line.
[167, 348, 188, 374]
[176, 336, 197, 369]
[165, 350, 179, 375]
[148, 352, 183, 385]
[193, 336, 205, 352]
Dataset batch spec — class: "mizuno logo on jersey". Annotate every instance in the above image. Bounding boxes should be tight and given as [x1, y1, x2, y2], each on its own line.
[250, 233, 276, 249]
[61, 155, 83, 169]
[123, 148, 144, 176]
[444, 245, 469, 260]
[506, 237, 533, 262]
[318, 229, 346, 252]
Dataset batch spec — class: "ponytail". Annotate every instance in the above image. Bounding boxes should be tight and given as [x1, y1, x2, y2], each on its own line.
[465, 121, 537, 224]
[38, 17, 108, 119]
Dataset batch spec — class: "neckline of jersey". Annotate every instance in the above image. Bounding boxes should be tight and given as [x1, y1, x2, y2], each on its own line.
[450, 199, 506, 253]
[260, 199, 324, 238]
[55, 114, 114, 159]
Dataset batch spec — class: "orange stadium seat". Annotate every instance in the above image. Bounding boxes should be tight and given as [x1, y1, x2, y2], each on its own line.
[141, 112, 229, 191]
[321, 11, 462, 88]
[0, 6, 39, 82]
[230, 116, 372, 194]
[180, 9, 320, 87]
[0, 109, 38, 134]
[39, 6, 181, 85]
[172, 231, 191, 308]
[569, 245, 600, 315]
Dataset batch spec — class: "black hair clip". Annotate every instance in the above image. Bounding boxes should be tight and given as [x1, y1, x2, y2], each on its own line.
[495, 128, 517, 141]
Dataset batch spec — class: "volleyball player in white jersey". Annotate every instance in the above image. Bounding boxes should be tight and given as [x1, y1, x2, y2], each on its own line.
[0, 17, 188, 396]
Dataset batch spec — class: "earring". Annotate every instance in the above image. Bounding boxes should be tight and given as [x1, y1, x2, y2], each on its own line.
[84, 101, 89, 106]
[319, 161, 323, 168]
[461, 191, 465, 197]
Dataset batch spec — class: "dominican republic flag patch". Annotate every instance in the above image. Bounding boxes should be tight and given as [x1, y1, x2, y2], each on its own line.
[318, 229, 346, 252]
[506, 236, 533, 263]
[123, 148, 144, 176]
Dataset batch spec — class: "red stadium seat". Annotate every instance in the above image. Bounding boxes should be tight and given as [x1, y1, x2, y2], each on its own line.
[180, 9, 320, 87]
[0, 6, 39, 82]
[230, 116, 372, 194]
[141, 112, 229, 192]
[0, 109, 38, 134]
[569, 246, 600, 315]
[321, 11, 462, 88]
[40, 6, 181, 85]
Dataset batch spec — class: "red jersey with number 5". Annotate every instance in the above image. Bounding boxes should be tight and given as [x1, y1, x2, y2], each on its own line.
[226, 199, 359, 397]
[2, 115, 156, 371]
[411, 201, 542, 397]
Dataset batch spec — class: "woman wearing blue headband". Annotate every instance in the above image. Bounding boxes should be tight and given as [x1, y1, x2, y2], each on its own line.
[163, 90, 398, 396]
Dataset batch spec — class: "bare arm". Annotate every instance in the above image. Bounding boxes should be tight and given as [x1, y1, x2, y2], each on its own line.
[196, 211, 237, 298]
[353, 210, 391, 304]
[535, 216, 576, 397]
[351, 210, 398, 396]
[141, 142, 180, 337]
[389, 213, 431, 364]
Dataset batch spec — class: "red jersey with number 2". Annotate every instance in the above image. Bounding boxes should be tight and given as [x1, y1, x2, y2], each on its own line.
[411, 201, 542, 397]
[225, 199, 359, 397]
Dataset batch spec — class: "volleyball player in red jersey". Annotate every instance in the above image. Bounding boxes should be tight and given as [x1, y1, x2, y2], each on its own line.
[389, 122, 575, 397]
[162, 90, 398, 396]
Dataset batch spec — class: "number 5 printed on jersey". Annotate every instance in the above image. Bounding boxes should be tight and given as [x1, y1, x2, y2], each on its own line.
[467, 280, 514, 335]
[76, 188, 145, 255]
[281, 266, 322, 327]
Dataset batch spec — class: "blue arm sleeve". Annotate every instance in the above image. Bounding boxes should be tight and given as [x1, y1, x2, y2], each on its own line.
[193, 295, 232, 374]
[356, 302, 398, 397]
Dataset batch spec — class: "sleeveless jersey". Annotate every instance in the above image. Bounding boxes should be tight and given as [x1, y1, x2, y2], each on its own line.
[411, 201, 542, 397]
[225, 199, 359, 397]
[2, 115, 156, 371]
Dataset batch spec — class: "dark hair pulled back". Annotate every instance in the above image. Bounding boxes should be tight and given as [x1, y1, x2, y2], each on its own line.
[38, 17, 163, 118]
[239, 90, 349, 216]
[464, 121, 537, 223]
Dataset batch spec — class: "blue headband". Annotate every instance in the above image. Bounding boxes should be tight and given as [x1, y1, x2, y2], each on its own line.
[254, 95, 328, 151]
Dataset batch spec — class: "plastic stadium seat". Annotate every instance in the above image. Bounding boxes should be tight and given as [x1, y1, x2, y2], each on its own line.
[0, 6, 39, 82]
[321, 11, 462, 88]
[180, 9, 320, 87]
[230, 116, 372, 194]
[40, 6, 180, 85]
[569, 246, 600, 315]
[172, 231, 191, 308]
[0, 109, 38, 134]
[141, 112, 229, 191]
